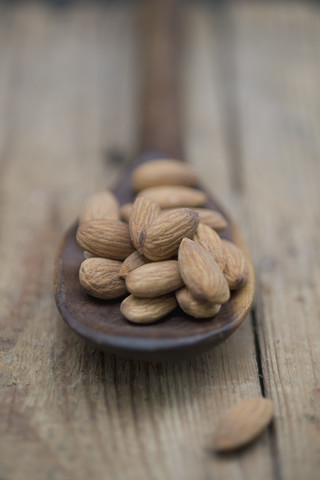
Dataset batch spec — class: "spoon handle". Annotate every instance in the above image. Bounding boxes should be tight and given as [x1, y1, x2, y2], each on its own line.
[140, 0, 183, 159]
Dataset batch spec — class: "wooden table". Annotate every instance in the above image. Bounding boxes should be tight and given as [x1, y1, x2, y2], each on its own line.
[0, 1, 319, 479]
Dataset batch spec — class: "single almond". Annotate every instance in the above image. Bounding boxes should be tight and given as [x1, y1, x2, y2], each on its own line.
[119, 251, 149, 279]
[132, 159, 198, 191]
[79, 258, 127, 300]
[129, 197, 160, 250]
[194, 223, 226, 271]
[176, 287, 221, 319]
[222, 239, 249, 290]
[120, 294, 177, 324]
[120, 203, 133, 222]
[192, 208, 228, 232]
[80, 190, 120, 223]
[140, 208, 199, 261]
[126, 260, 183, 297]
[137, 185, 207, 209]
[214, 397, 274, 452]
[76, 219, 134, 260]
[178, 238, 230, 304]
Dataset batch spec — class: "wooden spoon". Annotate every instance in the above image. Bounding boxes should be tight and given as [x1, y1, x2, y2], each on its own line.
[53, 0, 254, 361]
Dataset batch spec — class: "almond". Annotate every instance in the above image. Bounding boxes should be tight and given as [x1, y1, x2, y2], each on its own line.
[137, 185, 207, 209]
[178, 238, 230, 303]
[132, 159, 198, 191]
[120, 203, 133, 223]
[192, 208, 228, 232]
[76, 219, 134, 260]
[163, 208, 228, 232]
[119, 251, 149, 279]
[176, 287, 221, 319]
[194, 223, 226, 271]
[126, 260, 183, 297]
[214, 397, 274, 452]
[80, 190, 119, 223]
[222, 239, 249, 290]
[79, 258, 127, 300]
[120, 294, 177, 324]
[129, 197, 160, 250]
[140, 208, 199, 261]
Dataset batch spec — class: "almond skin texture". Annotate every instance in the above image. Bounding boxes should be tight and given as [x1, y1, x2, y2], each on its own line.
[222, 239, 249, 290]
[163, 208, 228, 232]
[178, 238, 230, 304]
[126, 260, 183, 297]
[79, 258, 127, 300]
[140, 208, 199, 261]
[194, 223, 226, 271]
[176, 287, 221, 319]
[119, 251, 149, 279]
[132, 159, 198, 191]
[192, 208, 228, 232]
[129, 197, 160, 250]
[76, 219, 134, 260]
[120, 294, 177, 324]
[80, 190, 120, 223]
[214, 397, 274, 452]
[137, 185, 207, 209]
[120, 203, 133, 223]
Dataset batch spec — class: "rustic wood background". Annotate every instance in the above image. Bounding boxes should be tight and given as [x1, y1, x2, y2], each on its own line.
[0, 1, 319, 479]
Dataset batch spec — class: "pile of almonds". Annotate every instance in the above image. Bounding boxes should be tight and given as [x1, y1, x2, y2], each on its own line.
[76, 159, 249, 324]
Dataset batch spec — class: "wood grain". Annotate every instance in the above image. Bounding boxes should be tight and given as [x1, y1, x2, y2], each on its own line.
[1, 1, 319, 479]
[228, 3, 320, 478]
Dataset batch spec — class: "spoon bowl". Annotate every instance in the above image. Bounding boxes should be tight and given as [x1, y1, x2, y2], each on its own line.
[53, 153, 255, 361]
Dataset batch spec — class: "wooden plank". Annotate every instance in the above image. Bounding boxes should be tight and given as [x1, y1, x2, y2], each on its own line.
[0, 2, 140, 479]
[0, 1, 274, 479]
[228, 2, 320, 479]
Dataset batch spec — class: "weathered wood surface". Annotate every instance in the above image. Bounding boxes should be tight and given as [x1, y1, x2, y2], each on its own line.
[0, 1, 319, 479]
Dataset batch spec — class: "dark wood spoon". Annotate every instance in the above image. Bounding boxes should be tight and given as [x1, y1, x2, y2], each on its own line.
[53, 0, 254, 361]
